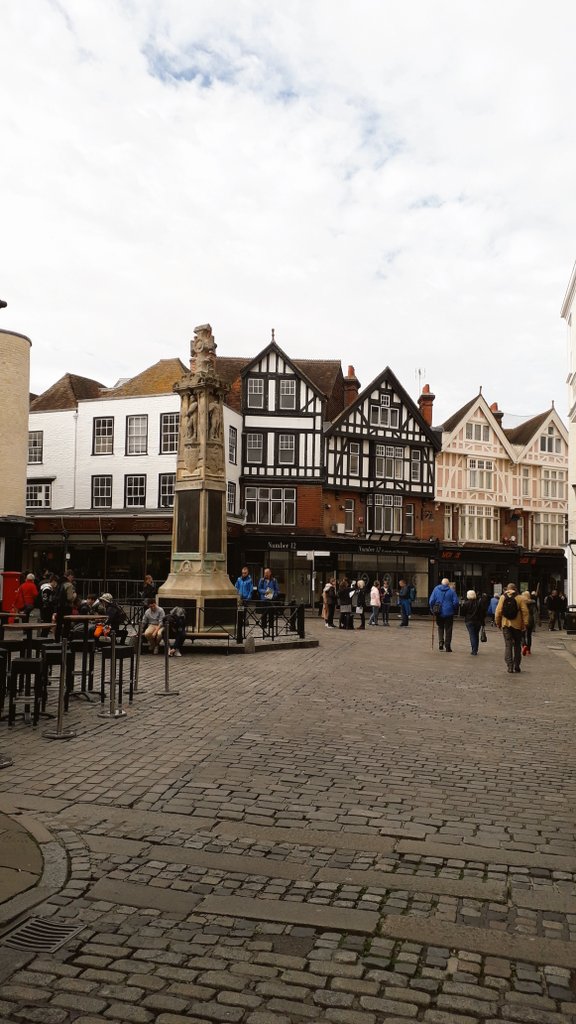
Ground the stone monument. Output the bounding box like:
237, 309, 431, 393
158, 324, 238, 628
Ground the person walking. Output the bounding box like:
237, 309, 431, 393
429, 578, 459, 652
380, 580, 392, 625
520, 590, 536, 655
460, 589, 485, 655
545, 590, 561, 631
495, 583, 529, 674
368, 580, 381, 626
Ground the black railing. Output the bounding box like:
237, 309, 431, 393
236, 601, 305, 642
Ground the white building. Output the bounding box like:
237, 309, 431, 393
562, 260, 576, 603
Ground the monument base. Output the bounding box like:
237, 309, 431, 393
158, 571, 238, 632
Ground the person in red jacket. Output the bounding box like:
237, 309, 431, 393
16, 573, 39, 622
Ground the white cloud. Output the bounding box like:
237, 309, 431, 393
1, 0, 574, 422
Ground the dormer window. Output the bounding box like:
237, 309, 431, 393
540, 425, 561, 453
369, 393, 399, 428
465, 423, 490, 442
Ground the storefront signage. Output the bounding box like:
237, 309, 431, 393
441, 551, 461, 559
358, 544, 379, 553
268, 541, 297, 551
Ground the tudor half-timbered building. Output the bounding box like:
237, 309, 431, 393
320, 368, 440, 603
432, 392, 568, 598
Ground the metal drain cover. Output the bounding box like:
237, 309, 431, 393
2, 918, 82, 953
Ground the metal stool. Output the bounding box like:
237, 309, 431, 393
100, 646, 135, 706
69, 637, 96, 693
41, 645, 75, 712
0, 649, 10, 720
8, 658, 44, 726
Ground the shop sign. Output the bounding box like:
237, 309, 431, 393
441, 551, 461, 559
358, 544, 378, 553
268, 541, 297, 551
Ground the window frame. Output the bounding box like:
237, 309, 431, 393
349, 442, 360, 476
159, 412, 180, 454
158, 472, 175, 509
228, 425, 238, 465
244, 486, 296, 526
247, 376, 265, 409
125, 414, 148, 456
277, 433, 296, 465
344, 498, 355, 533
124, 474, 147, 509
278, 378, 297, 410
91, 474, 113, 509
246, 432, 264, 465
26, 481, 51, 508
227, 481, 236, 514
28, 430, 43, 465
93, 416, 114, 456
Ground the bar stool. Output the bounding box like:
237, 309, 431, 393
100, 646, 135, 706
8, 658, 44, 726
0, 649, 10, 720
69, 637, 96, 693
41, 645, 75, 712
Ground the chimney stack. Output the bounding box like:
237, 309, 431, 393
343, 365, 360, 408
418, 384, 435, 426
490, 401, 504, 426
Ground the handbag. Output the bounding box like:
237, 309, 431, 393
432, 603, 441, 615
480, 626, 487, 643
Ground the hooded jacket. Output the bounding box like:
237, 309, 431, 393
429, 583, 459, 618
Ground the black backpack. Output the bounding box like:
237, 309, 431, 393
502, 594, 518, 619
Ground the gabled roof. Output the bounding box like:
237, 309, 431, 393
30, 373, 104, 411
326, 365, 441, 448
435, 395, 479, 433
217, 349, 344, 417
504, 410, 550, 446
436, 392, 518, 461
104, 359, 187, 398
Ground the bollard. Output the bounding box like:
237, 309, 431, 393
244, 636, 255, 655
98, 631, 126, 719
155, 631, 179, 696
236, 607, 244, 645
44, 636, 77, 740
297, 603, 305, 639
133, 618, 143, 693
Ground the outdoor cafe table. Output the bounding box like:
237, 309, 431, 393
63, 615, 107, 696
1, 621, 55, 657
0, 611, 23, 642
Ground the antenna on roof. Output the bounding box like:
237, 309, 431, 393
415, 367, 426, 392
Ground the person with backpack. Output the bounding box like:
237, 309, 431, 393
428, 577, 459, 651
54, 570, 77, 641
39, 575, 58, 624
495, 583, 529, 674
520, 590, 536, 656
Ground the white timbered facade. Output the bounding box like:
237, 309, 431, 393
325, 368, 439, 539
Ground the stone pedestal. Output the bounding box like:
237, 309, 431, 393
158, 324, 238, 630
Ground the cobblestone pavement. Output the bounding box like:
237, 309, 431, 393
0, 617, 575, 1023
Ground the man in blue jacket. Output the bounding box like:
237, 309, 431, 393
429, 578, 459, 652
235, 566, 253, 604
258, 567, 280, 634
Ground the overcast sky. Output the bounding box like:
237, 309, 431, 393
2, 0, 575, 424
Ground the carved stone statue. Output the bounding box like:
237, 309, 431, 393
208, 400, 222, 441
191, 323, 217, 374
185, 396, 198, 442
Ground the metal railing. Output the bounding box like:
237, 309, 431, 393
237, 601, 305, 642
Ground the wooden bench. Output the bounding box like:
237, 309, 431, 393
183, 630, 231, 653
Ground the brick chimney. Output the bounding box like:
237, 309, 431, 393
418, 384, 435, 426
490, 402, 504, 426
343, 365, 360, 408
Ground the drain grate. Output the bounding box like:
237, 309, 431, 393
1, 918, 83, 953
